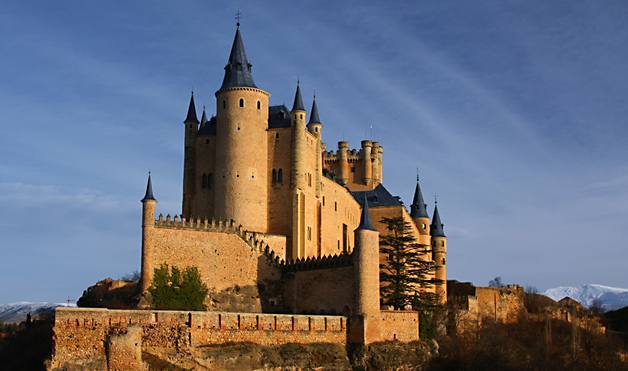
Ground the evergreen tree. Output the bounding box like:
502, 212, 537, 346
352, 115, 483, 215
379, 217, 437, 311
149, 264, 208, 310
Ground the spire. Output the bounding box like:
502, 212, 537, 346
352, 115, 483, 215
410, 174, 428, 218
292, 81, 305, 112
430, 202, 446, 237
200, 105, 208, 125
141, 173, 156, 202
220, 27, 257, 90
308, 94, 321, 124
358, 194, 376, 231
184, 92, 199, 124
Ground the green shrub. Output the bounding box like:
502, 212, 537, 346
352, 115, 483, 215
149, 264, 208, 310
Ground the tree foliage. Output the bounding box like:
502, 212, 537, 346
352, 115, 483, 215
149, 264, 208, 311
379, 217, 437, 311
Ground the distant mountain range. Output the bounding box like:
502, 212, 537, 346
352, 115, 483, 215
0, 302, 75, 324
544, 284, 628, 311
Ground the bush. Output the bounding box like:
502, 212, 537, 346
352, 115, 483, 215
149, 264, 208, 310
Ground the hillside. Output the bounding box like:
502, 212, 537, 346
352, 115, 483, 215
544, 284, 628, 311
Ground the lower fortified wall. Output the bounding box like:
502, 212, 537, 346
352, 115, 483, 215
50, 307, 418, 370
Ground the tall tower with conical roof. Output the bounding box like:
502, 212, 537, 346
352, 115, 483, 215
430, 201, 447, 304
290, 82, 308, 259
182, 93, 199, 217
410, 175, 431, 246
214, 25, 270, 232
140, 173, 157, 292
351, 195, 381, 344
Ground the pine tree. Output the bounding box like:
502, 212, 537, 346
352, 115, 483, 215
149, 264, 208, 310
379, 217, 437, 311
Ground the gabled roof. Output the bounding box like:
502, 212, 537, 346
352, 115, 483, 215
220, 28, 257, 90
352, 184, 402, 208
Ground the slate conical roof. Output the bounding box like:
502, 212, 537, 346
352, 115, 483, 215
141, 173, 156, 202
430, 203, 446, 237
184, 93, 199, 124
308, 96, 321, 124
200, 106, 208, 125
292, 82, 305, 112
358, 194, 376, 231
220, 27, 257, 90
410, 177, 429, 218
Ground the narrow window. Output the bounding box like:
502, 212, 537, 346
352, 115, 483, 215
275, 133, 279, 139
205, 139, 209, 144
322, 196, 325, 206
442, 258, 446, 265
208, 173, 213, 189
201, 174, 207, 188
223, 100, 226, 109
278, 169, 283, 183
257, 100, 261, 109
334, 202, 337, 211
239, 98, 244, 107
351, 167, 355, 173
300, 114, 303, 119
272, 169, 277, 183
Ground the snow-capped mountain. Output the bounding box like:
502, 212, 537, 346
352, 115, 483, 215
544, 284, 628, 311
0, 302, 75, 324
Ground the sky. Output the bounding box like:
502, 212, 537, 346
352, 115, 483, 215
1, 0, 627, 303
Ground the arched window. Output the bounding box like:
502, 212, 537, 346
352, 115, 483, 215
272, 169, 277, 183
239, 98, 244, 107
222, 100, 226, 109
442, 258, 446, 265
257, 100, 261, 109
208, 173, 213, 189
277, 169, 283, 183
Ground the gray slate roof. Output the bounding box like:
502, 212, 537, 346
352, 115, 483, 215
220, 28, 257, 90
292, 83, 305, 111
184, 93, 199, 124
358, 194, 376, 231
142, 174, 156, 202
308, 97, 321, 124
410, 180, 429, 218
430, 204, 446, 237
352, 184, 402, 208
268, 105, 292, 128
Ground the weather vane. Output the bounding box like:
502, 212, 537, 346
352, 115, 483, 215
434, 194, 438, 205
235, 10, 242, 28
416, 168, 420, 182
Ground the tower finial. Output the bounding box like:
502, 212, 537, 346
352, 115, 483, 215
435, 194, 438, 205
235, 10, 241, 28
416, 168, 419, 182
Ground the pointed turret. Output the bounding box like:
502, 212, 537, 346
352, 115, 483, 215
220, 27, 257, 90
200, 106, 208, 126
308, 95, 321, 124
358, 194, 376, 231
292, 82, 305, 112
184, 93, 199, 124
141, 173, 156, 202
410, 176, 428, 219
430, 203, 446, 237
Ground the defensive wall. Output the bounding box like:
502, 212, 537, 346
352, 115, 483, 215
50, 307, 419, 369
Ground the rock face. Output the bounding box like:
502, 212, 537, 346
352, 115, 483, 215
77, 278, 138, 309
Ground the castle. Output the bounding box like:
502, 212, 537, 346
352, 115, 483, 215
139, 23, 449, 333
51, 26, 451, 368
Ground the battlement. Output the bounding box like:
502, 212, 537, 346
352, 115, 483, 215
283, 252, 353, 272
153, 214, 285, 265
51, 307, 347, 368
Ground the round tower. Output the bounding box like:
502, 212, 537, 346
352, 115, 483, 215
307, 95, 323, 197
352, 196, 381, 344
410, 175, 431, 246
361, 140, 373, 186
430, 202, 447, 304
372, 142, 381, 186
337, 141, 350, 185
182, 93, 199, 218
214, 26, 270, 232
289, 83, 307, 260
140, 174, 157, 292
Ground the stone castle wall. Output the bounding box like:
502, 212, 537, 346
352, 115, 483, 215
283, 265, 355, 315
50, 307, 347, 370
380, 310, 420, 342
144, 218, 284, 312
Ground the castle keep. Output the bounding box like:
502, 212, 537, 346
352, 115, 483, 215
51, 25, 451, 367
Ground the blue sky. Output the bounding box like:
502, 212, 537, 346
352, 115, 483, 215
1, 0, 627, 303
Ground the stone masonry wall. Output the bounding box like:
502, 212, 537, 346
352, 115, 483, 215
145, 220, 284, 312
380, 310, 420, 342
282, 265, 354, 315
50, 307, 347, 370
